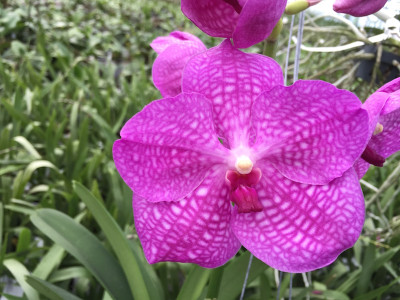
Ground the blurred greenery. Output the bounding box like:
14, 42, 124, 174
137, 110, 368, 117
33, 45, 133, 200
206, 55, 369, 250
0, 0, 399, 299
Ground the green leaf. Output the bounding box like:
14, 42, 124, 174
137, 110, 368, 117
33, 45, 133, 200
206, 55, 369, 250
30, 209, 133, 300
13, 136, 41, 159
16, 227, 31, 253
32, 244, 65, 280
353, 277, 400, 300
176, 265, 211, 300
26, 275, 83, 300
73, 181, 159, 300
3, 259, 40, 300
48, 266, 91, 283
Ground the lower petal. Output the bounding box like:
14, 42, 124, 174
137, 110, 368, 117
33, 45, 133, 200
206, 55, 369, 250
231, 164, 365, 273
133, 167, 241, 268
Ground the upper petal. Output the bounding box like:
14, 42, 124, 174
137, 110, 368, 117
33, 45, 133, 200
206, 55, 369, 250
113, 93, 229, 202
232, 0, 287, 48
333, 0, 387, 17
252, 80, 369, 185
231, 164, 365, 273
152, 40, 207, 97
133, 167, 241, 268
182, 39, 283, 148
181, 0, 239, 38
150, 31, 205, 54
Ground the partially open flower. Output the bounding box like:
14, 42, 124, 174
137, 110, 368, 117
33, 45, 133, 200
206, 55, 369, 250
333, 0, 387, 17
113, 40, 369, 272
354, 77, 400, 178
150, 31, 207, 97
181, 0, 287, 48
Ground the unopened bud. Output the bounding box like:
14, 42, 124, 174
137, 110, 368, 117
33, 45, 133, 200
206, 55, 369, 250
285, 0, 323, 15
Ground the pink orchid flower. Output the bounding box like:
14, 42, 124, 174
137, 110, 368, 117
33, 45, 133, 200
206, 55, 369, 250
113, 40, 370, 272
354, 77, 400, 178
181, 0, 287, 48
150, 31, 207, 97
333, 0, 387, 17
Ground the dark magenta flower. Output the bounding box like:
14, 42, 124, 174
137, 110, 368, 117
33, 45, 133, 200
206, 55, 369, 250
181, 0, 287, 48
150, 31, 207, 97
333, 0, 387, 17
113, 40, 370, 272
354, 78, 400, 178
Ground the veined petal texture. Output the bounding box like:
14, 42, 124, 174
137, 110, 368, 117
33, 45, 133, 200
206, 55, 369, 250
232, 0, 286, 48
252, 80, 369, 185
181, 0, 239, 38
231, 165, 364, 273
133, 167, 241, 268
151, 32, 207, 97
181, 0, 287, 48
113, 93, 229, 202
333, 0, 387, 17
182, 39, 283, 148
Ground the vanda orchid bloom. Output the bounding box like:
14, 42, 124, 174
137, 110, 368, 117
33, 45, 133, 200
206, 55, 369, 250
181, 0, 287, 48
333, 0, 387, 17
113, 40, 370, 272
150, 31, 206, 97
354, 77, 400, 178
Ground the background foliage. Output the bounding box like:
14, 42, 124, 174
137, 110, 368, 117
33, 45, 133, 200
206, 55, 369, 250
0, 0, 399, 299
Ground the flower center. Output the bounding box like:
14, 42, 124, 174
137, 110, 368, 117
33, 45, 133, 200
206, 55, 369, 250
235, 155, 253, 174
222, 0, 242, 13
226, 168, 263, 214
373, 123, 383, 135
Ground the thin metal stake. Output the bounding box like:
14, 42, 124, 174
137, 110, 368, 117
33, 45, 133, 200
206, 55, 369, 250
276, 271, 283, 300
293, 11, 305, 81
239, 254, 254, 300
284, 15, 295, 86
289, 273, 293, 300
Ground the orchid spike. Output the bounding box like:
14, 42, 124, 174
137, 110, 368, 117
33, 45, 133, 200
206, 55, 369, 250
354, 77, 400, 178
333, 0, 387, 17
113, 40, 370, 272
150, 31, 207, 97
181, 0, 287, 48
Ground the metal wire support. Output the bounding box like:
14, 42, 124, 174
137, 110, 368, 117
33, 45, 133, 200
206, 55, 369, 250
284, 15, 295, 86
239, 254, 254, 300
293, 11, 305, 81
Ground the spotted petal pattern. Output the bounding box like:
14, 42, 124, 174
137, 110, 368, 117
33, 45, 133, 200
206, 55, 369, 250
181, 0, 287, 48
133, 167, 241, 268
151, 32, 207, 97
252, 80, 369, 185
113, 93, 228, 202
231, 164, 364, 273
333, 0, 387, 16
182, 39, 283, 148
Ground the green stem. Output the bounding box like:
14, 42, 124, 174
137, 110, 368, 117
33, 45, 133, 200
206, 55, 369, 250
206, 266, 225, 299
263, 18, 283, 58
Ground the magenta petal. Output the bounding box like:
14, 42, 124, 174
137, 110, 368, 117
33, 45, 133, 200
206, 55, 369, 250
368, 107, 400, 158
151, 32, 207, 97
231, 164, 364, 273
113, 93, 229, 202
150, 31, 205, 54
232, 0, 287, 48
353, 158, 370, 179
362, 91, 388, 137
252, 80, 369, 185
182, 39, 283, 148
333, 0, 387, 17
181, 0, 238, 38
133, 167, 241, 268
